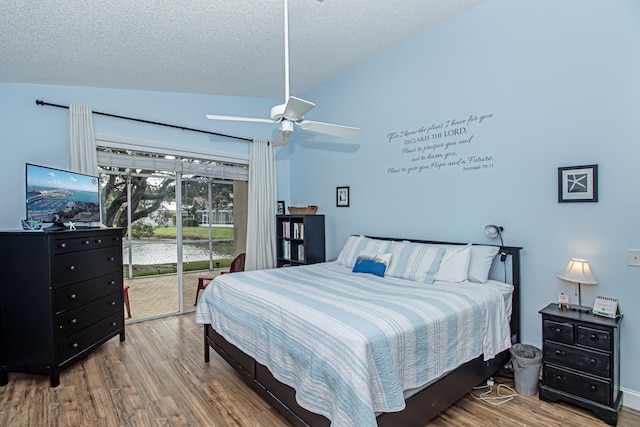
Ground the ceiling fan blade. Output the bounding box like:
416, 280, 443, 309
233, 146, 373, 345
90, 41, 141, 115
298, 120, 361, 139
205, 114, 275, 124
274, 128, 291, 147
283, 96, 315, 122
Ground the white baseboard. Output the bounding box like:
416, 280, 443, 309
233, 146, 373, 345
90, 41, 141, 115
622, 387, 640, 411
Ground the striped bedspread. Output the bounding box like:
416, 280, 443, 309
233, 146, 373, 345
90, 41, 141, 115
195, 262, 512, 427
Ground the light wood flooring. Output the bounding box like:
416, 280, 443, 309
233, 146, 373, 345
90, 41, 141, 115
1, 313, 639, 426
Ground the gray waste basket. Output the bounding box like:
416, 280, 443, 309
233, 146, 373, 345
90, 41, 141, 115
510, 343, 542, 395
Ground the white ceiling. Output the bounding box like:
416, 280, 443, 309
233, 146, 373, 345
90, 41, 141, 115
1, 0, 485, 99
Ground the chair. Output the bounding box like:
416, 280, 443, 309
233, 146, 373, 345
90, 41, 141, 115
195, 253, 246, 305
123, 284, 132, 318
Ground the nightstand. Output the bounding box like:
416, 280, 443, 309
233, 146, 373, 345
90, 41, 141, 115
539, 303, 622, 426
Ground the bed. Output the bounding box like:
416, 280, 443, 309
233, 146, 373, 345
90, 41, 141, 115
195, 236, 522, 427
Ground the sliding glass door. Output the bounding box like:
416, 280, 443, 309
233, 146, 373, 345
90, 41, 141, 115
97, 147, 247, 322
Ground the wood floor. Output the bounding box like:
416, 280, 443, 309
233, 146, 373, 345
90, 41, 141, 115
1, 313, 639, 427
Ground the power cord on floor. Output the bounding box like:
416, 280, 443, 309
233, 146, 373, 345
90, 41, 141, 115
468, 377, 518, 406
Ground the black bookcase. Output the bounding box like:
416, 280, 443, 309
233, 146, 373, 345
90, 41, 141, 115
276, 215, 325, 267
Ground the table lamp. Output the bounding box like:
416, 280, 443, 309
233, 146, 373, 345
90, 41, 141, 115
557, 258, 597, 312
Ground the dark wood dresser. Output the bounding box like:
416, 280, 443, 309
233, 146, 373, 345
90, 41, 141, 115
539, 303, 622, 425
0, 228, 125, 387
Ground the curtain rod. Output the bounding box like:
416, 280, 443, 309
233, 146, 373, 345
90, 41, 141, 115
35, 99, 252, 142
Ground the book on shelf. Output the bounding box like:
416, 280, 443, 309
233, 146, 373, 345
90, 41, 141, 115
293, 223, 305, 239
282, 240, 291, 260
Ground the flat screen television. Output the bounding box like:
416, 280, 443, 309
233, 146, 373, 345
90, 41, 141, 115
26, 163, 100, 230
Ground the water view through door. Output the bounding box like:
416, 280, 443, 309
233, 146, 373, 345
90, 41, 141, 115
100, 169, 237, 322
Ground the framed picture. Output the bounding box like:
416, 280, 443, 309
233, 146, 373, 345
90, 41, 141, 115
336, 186, 350, 207
277, 200, 285, 215
558, 164, 598, 203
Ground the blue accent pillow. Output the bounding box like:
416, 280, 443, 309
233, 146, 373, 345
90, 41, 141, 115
352, 253, 392, 277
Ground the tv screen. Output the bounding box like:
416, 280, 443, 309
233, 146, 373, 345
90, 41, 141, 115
26, 163, 100, 226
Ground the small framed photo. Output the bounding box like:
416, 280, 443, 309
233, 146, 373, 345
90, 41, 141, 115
336, 186, 350, 207
277, 200, 285, 215
558, 164, 598, 203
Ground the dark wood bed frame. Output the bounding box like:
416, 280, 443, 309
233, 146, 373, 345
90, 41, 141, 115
203, 238, 522, 427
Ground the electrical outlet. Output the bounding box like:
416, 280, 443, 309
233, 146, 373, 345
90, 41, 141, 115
627, 249, 640, 267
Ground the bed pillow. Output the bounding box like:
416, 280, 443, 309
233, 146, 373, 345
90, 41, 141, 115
434, 243, 472, 283
337, 236, 392, 268
337, 235, 367, 267
386, 241, 446, 284
468, 245, 500, 283
352, 252, 392, 277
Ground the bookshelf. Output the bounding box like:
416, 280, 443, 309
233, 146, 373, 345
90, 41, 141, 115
276, 215, 325, 267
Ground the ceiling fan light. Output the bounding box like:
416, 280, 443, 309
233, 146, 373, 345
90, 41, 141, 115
281, 120, 294, 134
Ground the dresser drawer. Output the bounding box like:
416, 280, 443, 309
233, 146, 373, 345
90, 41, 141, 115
54, 272, 122, 312
544, 365, 611, 406
544, 341, 610, 378
56, 292, 122, 339
52, 246, 122, 287
57, 311, 123, 364
52, 236, 93, 254
543, 320, 574, 344
577, 326, 611, 352
90, 233, 123, 249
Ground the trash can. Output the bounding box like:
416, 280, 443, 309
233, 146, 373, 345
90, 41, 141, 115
510, 343, 542, 396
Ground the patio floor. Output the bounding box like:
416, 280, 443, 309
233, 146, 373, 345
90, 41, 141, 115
124, 270, 222, 321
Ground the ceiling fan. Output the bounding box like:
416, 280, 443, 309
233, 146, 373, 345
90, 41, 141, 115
206, 0, 361, 147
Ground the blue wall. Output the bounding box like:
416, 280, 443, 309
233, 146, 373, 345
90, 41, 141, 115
0, 83, 294, 226
289, 0, 640, 400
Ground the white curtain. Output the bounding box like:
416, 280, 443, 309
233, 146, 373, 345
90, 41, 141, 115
67, 104, 98, 176
245, 139, 277, 270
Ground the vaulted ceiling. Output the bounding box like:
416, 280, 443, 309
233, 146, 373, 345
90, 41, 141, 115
1, 0, 485, 98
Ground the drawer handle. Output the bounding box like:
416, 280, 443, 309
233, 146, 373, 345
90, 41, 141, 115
590, 334, 599, 342
554, 328, 562, 334
590, 385, 597, 392
589, 358, 597, 365
68, 265, 76, 271
554, 374, 564, 382
111, 321, 117, 327
83, 240, 90, 245
72, 343, 79, 348
110, 301, 116, 306
70, 318, 77, 324
554, 350, 564, 356
108, 256, 115, 262
96, 239, 102, 243
60, 242, 67, 248
109, 280, 116, 285
69, 293, 77, 299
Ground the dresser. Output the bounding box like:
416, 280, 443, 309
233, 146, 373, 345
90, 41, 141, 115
0, 228, 125, 387
538, 303, 622, 426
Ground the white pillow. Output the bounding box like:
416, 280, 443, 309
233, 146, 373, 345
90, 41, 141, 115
434, 243, 472, 282
468, 245, 500, 283
386, 241, 446, 284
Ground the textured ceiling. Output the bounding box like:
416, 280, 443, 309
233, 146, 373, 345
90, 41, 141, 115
0, 0, 485, 99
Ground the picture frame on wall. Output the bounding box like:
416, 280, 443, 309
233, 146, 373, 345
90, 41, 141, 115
277, 200, 285, 215
336, 186, 350, 207
558, 164, 598, 203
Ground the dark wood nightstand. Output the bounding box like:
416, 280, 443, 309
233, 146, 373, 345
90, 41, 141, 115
539, 303, 622, 426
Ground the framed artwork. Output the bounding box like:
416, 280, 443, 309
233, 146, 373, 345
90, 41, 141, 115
277, 200, 285, 215
336, 186, 350, 207
558, 164, 598, 203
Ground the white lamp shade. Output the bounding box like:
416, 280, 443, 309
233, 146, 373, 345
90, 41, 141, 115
557, 258, 597, 285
